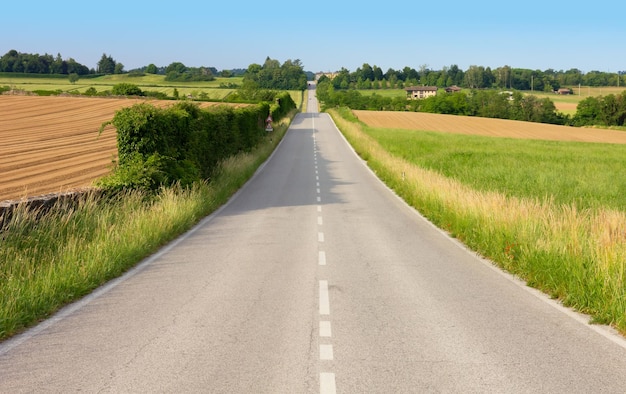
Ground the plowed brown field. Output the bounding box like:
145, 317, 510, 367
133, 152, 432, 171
353, 110, 626, 144
0, 96, 245, 202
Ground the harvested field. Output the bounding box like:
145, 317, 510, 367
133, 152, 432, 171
353, 110, 626, 144
0, 96, 246, 202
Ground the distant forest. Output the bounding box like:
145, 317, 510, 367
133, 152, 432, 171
1, 50, 623, 92
325, 64, 626, 92
0, 50, 243, 78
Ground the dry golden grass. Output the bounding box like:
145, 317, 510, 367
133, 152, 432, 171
353, 110, 626, 144
0, 96, 247, 201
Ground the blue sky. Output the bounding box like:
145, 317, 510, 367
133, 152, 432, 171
2, 1, 624, 74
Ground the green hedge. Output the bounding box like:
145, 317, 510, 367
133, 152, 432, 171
99, 92, 295, 191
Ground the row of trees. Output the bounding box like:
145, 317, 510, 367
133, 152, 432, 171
327, 64, 626, 92
0, 50, 91, 75
316, 78, 567, 125
242, 57, 308, 90
161, 62, 215, 82
318, 77, 626, 128
0, 50, 234, 79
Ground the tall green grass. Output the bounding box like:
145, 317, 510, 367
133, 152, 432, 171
0, 113, 293, 341
367, 127, 626, 211
329, 108, 626, 334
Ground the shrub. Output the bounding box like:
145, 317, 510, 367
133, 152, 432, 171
111, 83, 143, 96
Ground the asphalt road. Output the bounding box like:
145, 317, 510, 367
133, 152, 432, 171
1, 85, 626, 393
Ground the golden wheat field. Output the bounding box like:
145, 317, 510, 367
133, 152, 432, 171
353, 110, 626, 144
0, 95, 244, 202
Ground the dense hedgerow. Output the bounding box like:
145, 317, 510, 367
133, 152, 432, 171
98, 91, 295, 192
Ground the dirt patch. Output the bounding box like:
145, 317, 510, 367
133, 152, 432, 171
353, 110, 626, 144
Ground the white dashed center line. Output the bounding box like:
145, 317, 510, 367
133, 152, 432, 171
319, 280, 330, 315
320, 344, 334, 360
320, 372, 337, 394
319, 251, 327, 266
320, 321, 332, 337
314, 122, 337, 394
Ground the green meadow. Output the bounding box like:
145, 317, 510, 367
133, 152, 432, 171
330, 107, 626, 335
367, 127, 626, 211
0, 73, 243, 99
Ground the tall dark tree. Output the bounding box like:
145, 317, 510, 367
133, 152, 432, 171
97, 53, 116, 74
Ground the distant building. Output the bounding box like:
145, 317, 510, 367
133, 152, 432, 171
444, 85, 462, 93
315, 72, 339, 80
557, 88, 572, 95
405, 86, 438, 99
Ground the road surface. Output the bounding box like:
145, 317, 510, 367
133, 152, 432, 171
1, 84, 626, 393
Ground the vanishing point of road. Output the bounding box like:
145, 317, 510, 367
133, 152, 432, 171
2, 85, 626, 393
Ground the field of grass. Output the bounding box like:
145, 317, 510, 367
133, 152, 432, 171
0, 74, 243, 99
366, 124, 626, 211
330, 107, 626, 335
0, 73, 305, 107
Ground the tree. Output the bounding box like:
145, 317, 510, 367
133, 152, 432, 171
166, 62, 187, 74
97, 54, 116, 74
465, 65, 486, 89
68, 73, 79, 84
114, 62, 124, 74
145, 63, 158, 74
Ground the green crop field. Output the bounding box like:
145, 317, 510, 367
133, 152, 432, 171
0, 73, 306, 107
0, 73, 244, 99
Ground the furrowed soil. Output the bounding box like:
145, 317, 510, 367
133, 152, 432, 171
353, 110, 626, 144
0, 95, 245, 202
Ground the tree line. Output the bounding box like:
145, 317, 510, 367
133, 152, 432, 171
316, 77, 626, 128
328, 63, 626, 91
0, 50, 238, 79
0, 50, 91, 75
241, 57, 308, 91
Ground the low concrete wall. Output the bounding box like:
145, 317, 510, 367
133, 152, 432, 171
0, 190, 93, 230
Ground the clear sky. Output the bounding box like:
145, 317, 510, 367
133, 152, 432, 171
2, 1, 624, 74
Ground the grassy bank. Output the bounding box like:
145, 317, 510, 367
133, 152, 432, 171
0, 113, 293, 341
329, 107, 626, 334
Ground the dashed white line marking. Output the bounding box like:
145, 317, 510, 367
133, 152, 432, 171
319, 280, 330, 315
320, 373, 336, 394
317, 205, 322, 212
318, 217, 323, 225
317, 197, 321, 202
319, 251, 326, 265
320, 321, 332, 337
318, 232, 325, 242
317, 188, 321, 194
320, 344, 334, 360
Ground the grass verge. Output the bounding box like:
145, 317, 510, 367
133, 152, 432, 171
0, 112, 294, 341
328, 107, 626, 335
